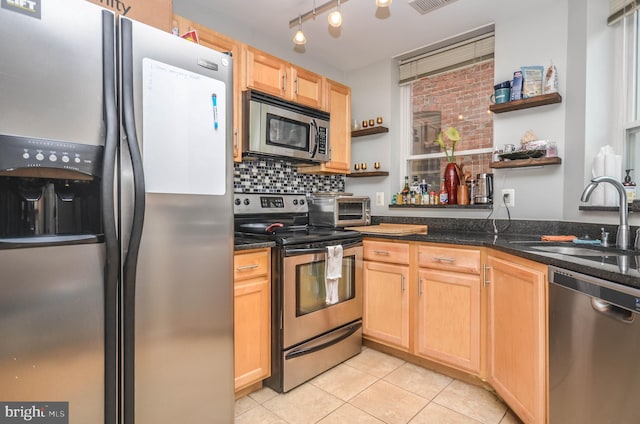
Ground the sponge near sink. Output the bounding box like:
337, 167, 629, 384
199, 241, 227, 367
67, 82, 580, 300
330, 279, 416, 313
572, 238, 602, 245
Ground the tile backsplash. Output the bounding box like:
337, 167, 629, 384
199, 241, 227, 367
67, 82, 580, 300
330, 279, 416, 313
234, 159, 345, 194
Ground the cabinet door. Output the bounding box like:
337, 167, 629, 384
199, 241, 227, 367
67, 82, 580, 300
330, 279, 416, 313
173, 15, 244, 162
487, 253, 547, 424
363, 261, 410, 351
234, 276, 270, 391
245, 47, 287, 98
415, 268, 480, 374
290, 67, 324, 109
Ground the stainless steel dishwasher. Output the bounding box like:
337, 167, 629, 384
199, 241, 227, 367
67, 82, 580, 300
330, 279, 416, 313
549, 266, 640, 424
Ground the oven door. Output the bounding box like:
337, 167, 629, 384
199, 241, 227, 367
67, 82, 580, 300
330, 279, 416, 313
282, 241, 362, 348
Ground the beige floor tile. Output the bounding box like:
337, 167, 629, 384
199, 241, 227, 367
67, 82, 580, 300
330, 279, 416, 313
350, 379, 429, 424
248, 386, 279, 404
433, 380, 507, 424
317, 403, 385, 424
235, 395, 258, 417
384, 362, 454, 401
345, 347, 405, 378
310, 363, 378, 401
262, 383, 343, 424
235, 405, 289, 424
499, 410, 524, 424
409, 403, 482, 424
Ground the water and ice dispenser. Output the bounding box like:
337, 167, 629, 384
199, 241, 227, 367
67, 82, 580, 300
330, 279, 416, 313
0, 135, 103, 241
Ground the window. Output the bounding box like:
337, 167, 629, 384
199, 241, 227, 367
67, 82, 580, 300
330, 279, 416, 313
611, 2, 640, 172
398, 27, 495, 193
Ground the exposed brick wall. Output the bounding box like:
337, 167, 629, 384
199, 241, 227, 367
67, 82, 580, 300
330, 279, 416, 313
412, 60, 494, 177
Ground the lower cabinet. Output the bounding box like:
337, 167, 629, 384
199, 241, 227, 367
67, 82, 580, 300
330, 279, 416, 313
362, 240, 411, 351
233, 248, 271, 392
487, 250, 547, 424
362, 240, 481, 374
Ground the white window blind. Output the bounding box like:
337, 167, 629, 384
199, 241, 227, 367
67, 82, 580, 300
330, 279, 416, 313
398, 32, 494, 85
609, 0, 640, 25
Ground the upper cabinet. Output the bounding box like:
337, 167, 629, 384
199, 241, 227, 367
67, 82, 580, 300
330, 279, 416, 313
299, 79, 352, 174
245, 46, 325, 110
173, 17, 351, 171
173, 15, 245, 162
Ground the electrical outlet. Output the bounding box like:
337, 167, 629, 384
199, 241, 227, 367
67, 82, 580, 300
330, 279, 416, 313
376, 192, 385, 206
501, 189, 515, 207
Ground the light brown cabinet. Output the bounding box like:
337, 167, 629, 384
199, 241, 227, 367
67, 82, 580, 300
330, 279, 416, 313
245, 46, 324, 109
233, 248, 271, 392
299, 79, 352, 174
173, 15, 245, 162
362, 240, 410, 351
416, 245, 481, 374
486, 250, 547, 424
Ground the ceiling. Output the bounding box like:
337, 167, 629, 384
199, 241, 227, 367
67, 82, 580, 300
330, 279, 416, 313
173, 0, 502, 73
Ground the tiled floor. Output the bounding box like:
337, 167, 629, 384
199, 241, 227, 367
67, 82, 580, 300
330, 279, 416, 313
235, 347, 524, 424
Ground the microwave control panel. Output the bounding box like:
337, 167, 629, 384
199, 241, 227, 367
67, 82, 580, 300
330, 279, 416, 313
317, 126, 328, 156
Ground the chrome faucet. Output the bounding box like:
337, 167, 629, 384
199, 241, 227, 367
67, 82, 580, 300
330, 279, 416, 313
581, 176, 630, 249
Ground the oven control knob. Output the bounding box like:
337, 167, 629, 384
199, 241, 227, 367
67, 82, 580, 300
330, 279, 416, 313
234, 198, 241, 206
299, 199, 305, 205
292, 199, 298, 205
243, 198, 250, 205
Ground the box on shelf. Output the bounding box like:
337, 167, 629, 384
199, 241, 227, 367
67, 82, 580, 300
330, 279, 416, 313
511, 70, 523, 101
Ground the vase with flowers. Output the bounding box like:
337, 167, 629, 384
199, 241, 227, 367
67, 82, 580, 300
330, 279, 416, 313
434, 126, 461, 204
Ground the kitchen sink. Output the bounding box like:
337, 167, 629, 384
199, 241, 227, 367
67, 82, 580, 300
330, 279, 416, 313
529, 245, 622, 256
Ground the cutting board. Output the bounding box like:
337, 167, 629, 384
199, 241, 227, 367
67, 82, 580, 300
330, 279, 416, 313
345, 223, 428, 236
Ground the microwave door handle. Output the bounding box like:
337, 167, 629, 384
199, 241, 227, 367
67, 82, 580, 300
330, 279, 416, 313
309, 119, 319, 158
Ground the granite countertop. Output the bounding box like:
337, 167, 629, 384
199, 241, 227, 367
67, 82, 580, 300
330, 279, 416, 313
358, 230, 640, 290
234, 236, 276, 251
233, 215, 640, 290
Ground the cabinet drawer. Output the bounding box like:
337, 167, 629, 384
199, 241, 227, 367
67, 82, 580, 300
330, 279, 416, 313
234, 249, 270, 281
418, 245, 480, 274
364, 240, 410, 265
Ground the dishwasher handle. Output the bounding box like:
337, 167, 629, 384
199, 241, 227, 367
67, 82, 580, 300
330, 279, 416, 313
591, 298, 635, 324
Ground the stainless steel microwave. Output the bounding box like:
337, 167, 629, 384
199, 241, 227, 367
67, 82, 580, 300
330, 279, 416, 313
243, 90, 330, 163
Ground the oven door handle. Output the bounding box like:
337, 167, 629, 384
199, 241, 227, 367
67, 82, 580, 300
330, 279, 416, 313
284, 240, 362, 256
285, 321, 362, 360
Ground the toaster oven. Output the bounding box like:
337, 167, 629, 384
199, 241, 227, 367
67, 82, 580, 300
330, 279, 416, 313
308, 193, 371, 228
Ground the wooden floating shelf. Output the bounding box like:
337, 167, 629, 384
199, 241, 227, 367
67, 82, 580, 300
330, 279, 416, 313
347, 171, 389, 177
352, 126, 389, 137
490, 156, 562, 169
489, 92, 562, 114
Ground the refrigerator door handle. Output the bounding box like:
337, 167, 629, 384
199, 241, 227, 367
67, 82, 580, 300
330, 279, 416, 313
101, 10, 118, 424
120, 17, 147, 424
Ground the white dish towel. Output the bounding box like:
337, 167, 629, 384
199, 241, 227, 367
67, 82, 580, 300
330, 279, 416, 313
325, 245, 343, 305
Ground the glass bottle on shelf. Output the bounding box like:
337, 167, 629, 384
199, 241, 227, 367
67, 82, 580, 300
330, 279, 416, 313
401, 176, 410, 204
438, 178, 448, 204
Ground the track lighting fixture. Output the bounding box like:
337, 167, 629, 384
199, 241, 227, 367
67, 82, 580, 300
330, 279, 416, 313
290, 0, 390, 46
293, 15, 306, 45
327, 0, 342, 28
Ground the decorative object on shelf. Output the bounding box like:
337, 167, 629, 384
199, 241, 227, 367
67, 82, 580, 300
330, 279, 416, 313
362, 120, 368, 128
434, 126, 461, 204
499, 150, 546, 160
368, 119, 375, 127
352, 119, 360, 130
376, 116, 383, 124
445, 163, 459, 204
374, 161, 380, 169
354, 163, 360, 171
361, 162, 367, 170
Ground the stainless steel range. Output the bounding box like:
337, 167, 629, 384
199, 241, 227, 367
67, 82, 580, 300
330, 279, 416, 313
235, 193, 363, 393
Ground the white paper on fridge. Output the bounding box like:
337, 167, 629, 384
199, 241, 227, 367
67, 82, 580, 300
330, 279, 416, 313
142, 58, 226, 195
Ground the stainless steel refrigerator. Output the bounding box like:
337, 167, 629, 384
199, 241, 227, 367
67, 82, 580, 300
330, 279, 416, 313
0, 1, 234, 423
